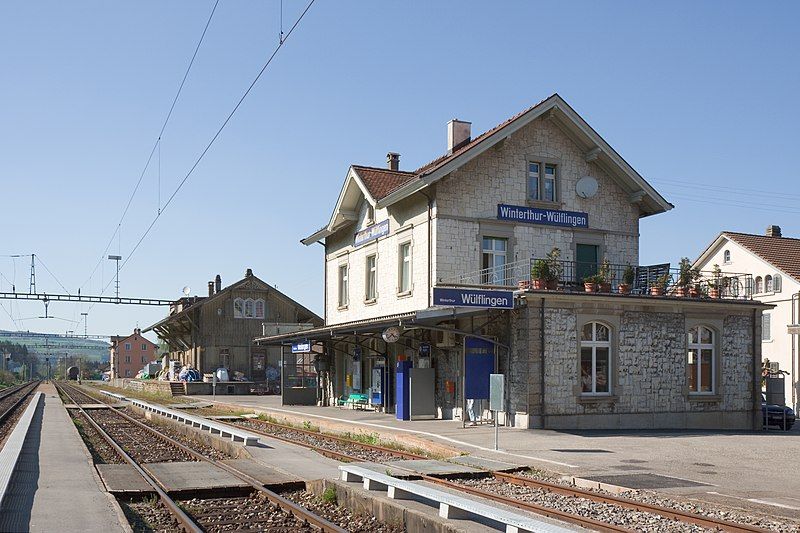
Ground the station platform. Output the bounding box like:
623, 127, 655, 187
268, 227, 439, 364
0, 383, 127, 533
188, 393, 800, 519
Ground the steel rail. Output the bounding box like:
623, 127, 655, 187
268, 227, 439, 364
56, 383, 202, 533
0, 381, 40, 428
492, 472, 769, 533
217, 412, 769, 533
64, 383, 346, 533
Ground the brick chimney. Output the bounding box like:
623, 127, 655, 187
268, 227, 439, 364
208, 281, 214, 297
387, 152, 400, 171
215, 274, 222, 293
766, 225, 782, 237
447, 119, 471, 153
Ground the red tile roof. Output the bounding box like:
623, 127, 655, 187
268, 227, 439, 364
353, 95, 558, 201
352, 165, 416, 200
724, 231, 800, 282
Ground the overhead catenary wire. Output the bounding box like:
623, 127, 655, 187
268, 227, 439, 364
78, 0, 222, 293
119, 0, 317, 272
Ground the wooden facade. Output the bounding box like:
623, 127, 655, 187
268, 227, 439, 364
145, 269, 322, 380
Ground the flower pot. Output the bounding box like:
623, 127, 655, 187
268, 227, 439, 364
618, 283, 631, 295
546, 279, 558, 290
709, 287, 720, 299
518, 280, 531, 291
599, 282, 612, 293
650, 286, 664, 296
689, 286, 700, 298
675, 287, 687, 297
584, 282, 598, 292
532, 279, 546, 290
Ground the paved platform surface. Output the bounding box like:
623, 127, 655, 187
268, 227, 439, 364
194, 393, 800, 518
145, 461, 249, 492
0, 383, 127, 532
96, 464, 151, 493
220, 459, 301, 486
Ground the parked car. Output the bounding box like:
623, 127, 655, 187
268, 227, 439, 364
762, 393, 795, 430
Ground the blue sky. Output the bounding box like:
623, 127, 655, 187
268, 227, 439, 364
1, 1, 798, 340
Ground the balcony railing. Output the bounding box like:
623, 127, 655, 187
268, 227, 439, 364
452, 258, 754, 300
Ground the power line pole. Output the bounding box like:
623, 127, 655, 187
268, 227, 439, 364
108, 255, 122, 300
30, 254, 36, 293
81, 312, 88, 337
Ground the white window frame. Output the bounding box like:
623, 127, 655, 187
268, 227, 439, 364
244, 298, 254, 318
254, 299, 265, 319
687, 325, 715, 395
527, 160, 558, 203
233, 298, 244, 318
580, 322, 612, 396
755, 276, 763, 294
763, 312, 772, 341
481, 237, 508, 285
124, 342, 131, 351
365, 254, 377, 302
141, 343, 147, 351
765, 275, 773, 293
124, 355, 131, 363
774, 274, 782, 293
338, 263, 349, 308
398, 241, 412, 295
723, 250, 731, 264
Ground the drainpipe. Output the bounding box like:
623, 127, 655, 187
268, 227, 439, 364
540, 297, 546, 429
315, 241, 327, 323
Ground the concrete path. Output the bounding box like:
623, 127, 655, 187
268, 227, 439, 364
0, 383, 127, 533
195, 394, 800, 519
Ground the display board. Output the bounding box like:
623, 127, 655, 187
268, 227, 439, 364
464, 337, 495, 399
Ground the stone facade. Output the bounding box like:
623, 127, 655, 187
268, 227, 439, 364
509, 293, 763, 430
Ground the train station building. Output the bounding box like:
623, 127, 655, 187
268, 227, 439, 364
255, 94, 769, 430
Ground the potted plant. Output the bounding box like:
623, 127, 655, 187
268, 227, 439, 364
676, 257, 698, 297
708, 264, 722, 298
584, 274, 603, 292
598, 258, 613, 292
545, 247, 563, 290
650, 273, 670, 296
530, 259, 550, 290
618, 265, 635, 294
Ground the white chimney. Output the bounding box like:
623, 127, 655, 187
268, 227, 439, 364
447, 119, 471, 154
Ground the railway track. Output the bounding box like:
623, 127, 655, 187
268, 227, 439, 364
0, 381, 40, 448
222, 413, 775, 533
57, 383, 347, 533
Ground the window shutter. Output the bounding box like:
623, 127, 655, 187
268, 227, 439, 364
774, 274, 782, 293
762, 313, 771, 341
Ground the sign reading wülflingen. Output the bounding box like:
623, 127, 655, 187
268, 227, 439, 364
433, 287, 514, 309
354, 219, 390, 247
497, 203, 588, 228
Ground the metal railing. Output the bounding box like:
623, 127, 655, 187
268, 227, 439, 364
451, 258, 754, 300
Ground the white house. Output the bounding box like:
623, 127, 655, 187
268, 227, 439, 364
694, 226, 800, 410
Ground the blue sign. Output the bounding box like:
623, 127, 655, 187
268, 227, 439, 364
418, 343, 431, 357
354, 220, 389, 247
497, 203, 588, 228
291, 341, 311, 354
464, 337, 495, 399
433, 287, 514, 309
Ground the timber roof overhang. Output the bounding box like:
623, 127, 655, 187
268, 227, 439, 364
302, 94, 673, 245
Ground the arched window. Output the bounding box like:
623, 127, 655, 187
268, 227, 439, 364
765, 275, 773, 292
687, 325, 715, 393
774, 274, 782, 293
580, 322, 611, 395
723, 250, 731, 263
233, 298, 244, 318
254, 299, 265, 319
244, 298, 254, 318
755, 276, 763, 294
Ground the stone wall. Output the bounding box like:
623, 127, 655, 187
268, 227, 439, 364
508, 294, 762, 430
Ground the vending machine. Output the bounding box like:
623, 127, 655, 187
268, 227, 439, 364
370, 363, 385, 407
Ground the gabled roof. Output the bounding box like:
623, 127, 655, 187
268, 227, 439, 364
697, 231, 800, 283
302, 94, 673, 245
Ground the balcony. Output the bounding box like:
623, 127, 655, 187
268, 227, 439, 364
452, 258, 754, 300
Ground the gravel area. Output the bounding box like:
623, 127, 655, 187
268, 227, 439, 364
179, 492, 316, 532
515, 470, 800, 532
231, 418, 401, 463
119, 497, 180, 533
68, 410, 124, 464
59, 384, 105, 404
124, 408, 233, 461
282, 490, 403, 533
88, 408, 197, 463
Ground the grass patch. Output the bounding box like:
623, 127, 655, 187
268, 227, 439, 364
321, 486, 337, 505
88, 382, 191, 405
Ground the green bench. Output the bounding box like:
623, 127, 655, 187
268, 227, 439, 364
338, 393, 369, 409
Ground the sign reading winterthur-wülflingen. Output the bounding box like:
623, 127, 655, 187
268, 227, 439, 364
354, 219, 389, 247
497, 203, 588, 228
433, 287, 514, 309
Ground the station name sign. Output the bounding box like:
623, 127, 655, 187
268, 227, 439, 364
497, 203, 588, 228
433, 287, 514, 309
354, 219, 389, 247
291, 341, 311, 354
